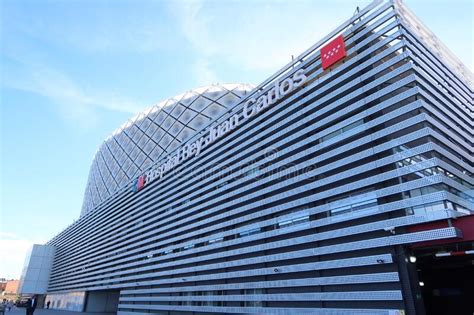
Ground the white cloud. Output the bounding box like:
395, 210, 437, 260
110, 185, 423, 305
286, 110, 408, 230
176, 0, 219, 57
170, 0, 354, 74
2, 60, 147, 129
170, 0, 474, 82
5, 4, 172, 54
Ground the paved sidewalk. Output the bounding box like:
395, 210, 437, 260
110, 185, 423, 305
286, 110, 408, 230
5, 308, 114, 315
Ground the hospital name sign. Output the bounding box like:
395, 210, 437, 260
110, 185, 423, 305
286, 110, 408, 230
135, 69, 307, 191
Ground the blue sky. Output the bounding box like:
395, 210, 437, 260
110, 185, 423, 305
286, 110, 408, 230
0, 0, 472, 279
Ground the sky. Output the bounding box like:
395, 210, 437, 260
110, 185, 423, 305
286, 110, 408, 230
0, 0, 472, 280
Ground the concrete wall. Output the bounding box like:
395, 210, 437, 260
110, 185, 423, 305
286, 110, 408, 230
18, 244, 55, 294
85, 291, 119, 313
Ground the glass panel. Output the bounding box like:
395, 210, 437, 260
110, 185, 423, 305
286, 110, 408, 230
278, 215, 310, 229
329, 189, 378, 217
239, 227, 261, 238
208, 237, 224, 244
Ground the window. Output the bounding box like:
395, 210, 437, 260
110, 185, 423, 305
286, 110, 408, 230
328, 189, 378, 217
408, 200, 471, 216
182, 244, 195, 251
208, 237, 224, 244
278, 215, 309, 229
244, 289, 263, 307
245, 167, 262, 178
161, 249, 173, 255
239, 227, 261, 238
453, 203, 470, 215
217, 181, 228, 189
202, 291, 222, 306
180, 291, 193, 306
409, 201, 445, 215
320, 119, 363, 142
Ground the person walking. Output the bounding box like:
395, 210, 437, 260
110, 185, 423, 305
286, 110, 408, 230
46, 301, 50, 309
7, 301, 12, 311
25, 295, 37, 315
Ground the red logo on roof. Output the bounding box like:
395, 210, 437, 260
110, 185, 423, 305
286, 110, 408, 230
321, 35, 347, 70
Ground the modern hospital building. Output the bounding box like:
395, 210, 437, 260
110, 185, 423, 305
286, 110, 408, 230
18, 1, 473, 314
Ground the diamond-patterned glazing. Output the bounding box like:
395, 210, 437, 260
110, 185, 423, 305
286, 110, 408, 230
81, 83, 254, 216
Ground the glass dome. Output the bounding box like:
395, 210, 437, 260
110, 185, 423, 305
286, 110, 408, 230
81, 83, 254, 216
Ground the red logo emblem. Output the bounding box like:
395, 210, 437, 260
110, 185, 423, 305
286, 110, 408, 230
321, 35, 347, 70
137, 175, 146, 191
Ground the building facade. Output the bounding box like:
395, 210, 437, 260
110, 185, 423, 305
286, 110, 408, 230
2, 280, 20, 300
20, 1, 473, 314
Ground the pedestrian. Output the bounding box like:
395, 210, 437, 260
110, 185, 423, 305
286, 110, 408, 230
7, 301, 12, 311
25, 295, 37, 315
46, 301, 50, 309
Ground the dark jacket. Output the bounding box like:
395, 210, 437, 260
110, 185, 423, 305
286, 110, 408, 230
28, 298, 37, 310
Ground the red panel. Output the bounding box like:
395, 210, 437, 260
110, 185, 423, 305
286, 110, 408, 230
408, 215, 474, 247
137, 175, 146, 191
320, 35, 347, 70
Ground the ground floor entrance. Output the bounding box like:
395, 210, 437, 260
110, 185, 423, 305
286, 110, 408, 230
84, 290, 120, 313
413, 242, 474, 315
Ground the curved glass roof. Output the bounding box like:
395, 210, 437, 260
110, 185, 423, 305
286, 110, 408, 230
81, 83, 254, 216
